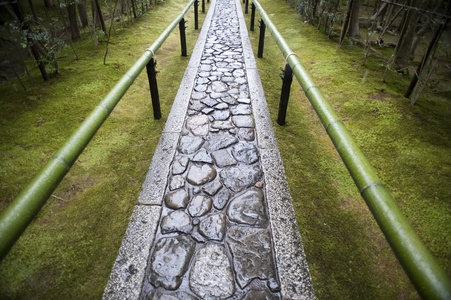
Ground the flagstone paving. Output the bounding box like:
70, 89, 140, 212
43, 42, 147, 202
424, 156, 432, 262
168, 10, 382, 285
103, 0, 314, 298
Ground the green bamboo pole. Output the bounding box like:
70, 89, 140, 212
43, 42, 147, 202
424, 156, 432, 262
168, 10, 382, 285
250, 0, 451, 299
0, 0, 196, 262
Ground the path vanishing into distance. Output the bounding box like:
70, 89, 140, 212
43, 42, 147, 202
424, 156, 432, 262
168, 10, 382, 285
104, 0, 314, 298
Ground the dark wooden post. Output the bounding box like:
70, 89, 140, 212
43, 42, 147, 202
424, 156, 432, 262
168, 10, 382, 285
146, 58, 161, 120
179, 18, 187, 57
245, 0, 248, 14
277, 63, 293, 125
202, 0, 205, 13
250, 3, 255, 31
194, 0, 199, 29
257, 19, 265, 58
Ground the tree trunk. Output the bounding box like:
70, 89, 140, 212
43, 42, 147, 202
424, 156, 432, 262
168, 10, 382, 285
12, 0, 50, 81
348, 0, 361, 38
94, 0, 108, 36
339, 0, 353, 46
369, 2, 387, 28
393, 0, 419, 69
28, 0, 39, 21
130, 0, 137, 19
43, 0, 54, 8
67, 2, 81, 39
77, 0, 89, 27
405, 3, 450, 98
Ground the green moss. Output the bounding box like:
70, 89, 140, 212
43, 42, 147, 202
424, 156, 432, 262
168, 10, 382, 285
241, 0, 450, 298
0, 0, 207, 298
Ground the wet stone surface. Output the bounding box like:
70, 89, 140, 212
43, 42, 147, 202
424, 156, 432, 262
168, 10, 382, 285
142, 0, 281, 298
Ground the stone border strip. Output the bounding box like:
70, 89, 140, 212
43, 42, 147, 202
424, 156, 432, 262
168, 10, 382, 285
236, 0, 315, 298
103, 1, 217, 298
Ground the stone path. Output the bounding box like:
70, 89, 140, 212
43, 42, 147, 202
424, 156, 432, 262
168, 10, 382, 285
103, 0, 314, 299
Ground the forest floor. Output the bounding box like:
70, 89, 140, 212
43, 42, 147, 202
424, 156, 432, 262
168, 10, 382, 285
0, 0, 450, 299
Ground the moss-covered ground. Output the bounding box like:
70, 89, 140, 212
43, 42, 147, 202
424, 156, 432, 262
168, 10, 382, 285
0, 0, 207, 298
0, 0, 450, 298
242, 0, 450, 299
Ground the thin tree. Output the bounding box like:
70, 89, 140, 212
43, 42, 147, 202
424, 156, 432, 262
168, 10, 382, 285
66, 0, 81, 39
78, 0, 90, 27
93, 0, 108, 36
104, 0, 121, 64
0, 38, 26, 90
405, 4, 450, 100
11, 1, 50, 81
43, 0, 54, 8
56, 0, 79, 59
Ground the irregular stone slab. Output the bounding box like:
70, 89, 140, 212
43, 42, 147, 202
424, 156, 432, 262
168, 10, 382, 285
186, 164, 217, 185
223, 50, 241, 56
221, 96, 238, 105
189, 101, 205, 112
211, 110, 230, 121
239, 85, 249, 92
210, 92, 227, 99
191, 228, 207, 243
211, 81, 228, 93
178, 136, 204, 154
232, 115, 254, 128
237, 98, 251, 104
235, 77, 247, 85
211, 149, 237, 167
202, 107, 214, 115
161, 211, 193, 234
205, 132, 238, 151
148, 235, 196, 290
186, 115, 210, 136
220, 164, 262, 192
195, 84, 208, 92
221, 76, 234, 83
243, 288, 278, 300
189, 243, 235, 299
196, 77, 209, 85
239, 91, 249, 98
226, 188, 268, 226
215, 102, 229, 110
192, 149, 213, 164
200, 64, 211, 72
165, 189, 189, 209
169, 175, 185, 191
147, 290, 199, 300
230, 104, 251, 115
216, 61, 229, 68
188, 195, 213, 217
201, 97, 218, 107
230, 62, 243, 69
172, 156, 189, 175
198, 71, 210, 78
232, 141, 259, 164
202, 179, 223, 196
226, 226, 279, 290
228, 88, 239, 95
211, 120, 234, 130
199, 214, 226, 241
192, 91, 207, 100
213, 188, 231, 210
237, 128, 255, 141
